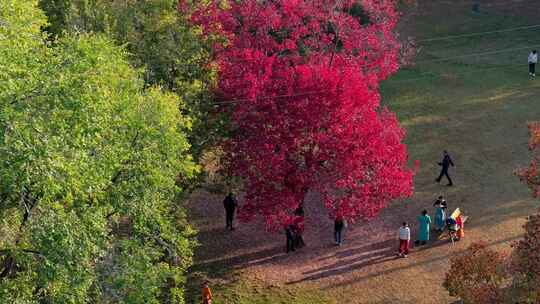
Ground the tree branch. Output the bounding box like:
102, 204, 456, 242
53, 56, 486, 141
150, 234, 180, 266
108, 130, 140, 187
10, 88, 41, 105
21, 249, 45, 257
18, 187, 38, 233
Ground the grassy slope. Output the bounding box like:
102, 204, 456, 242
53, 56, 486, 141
186, 2, 540, 303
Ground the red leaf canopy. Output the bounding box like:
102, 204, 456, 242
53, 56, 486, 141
186, 0, 414, 230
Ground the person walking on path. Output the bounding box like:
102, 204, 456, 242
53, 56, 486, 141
397, 222, 411, 258
202, 281, 213, 304
415, 210, 432, 246
529, 50, 538, 77
223, 193, 237, 230
436, 150, 455, 186
334, 215, 347, 246
433, 198, 446, 232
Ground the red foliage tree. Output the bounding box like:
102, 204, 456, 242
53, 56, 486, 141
513, 121, 540, 301
443, 242, 509, 304
517, 122, 540, 198
184, 0, 414, 229
512, 211, 540, 302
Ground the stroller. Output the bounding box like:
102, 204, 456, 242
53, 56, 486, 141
446, 208, 466, 244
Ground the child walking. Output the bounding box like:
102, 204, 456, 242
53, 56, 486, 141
398, 222, 410, 258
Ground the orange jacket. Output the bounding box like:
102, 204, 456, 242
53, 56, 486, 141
202, 287, 212, 300
456, 216, 465, 238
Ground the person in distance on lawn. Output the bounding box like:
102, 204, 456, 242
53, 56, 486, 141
433, 198, 446, 232
334, 215, 347, 246
436, 150, 455, 186
202, 281, 213, 304
292, 220, 305, 249
294, 201, 304, 217
285, 224, 296, 253
433, 195, 447, 211
415, 210, 432, 246
456, 214, 465, 240
398, 222, 410, 258
529, 50, 538, 77
223, 193, 237, 231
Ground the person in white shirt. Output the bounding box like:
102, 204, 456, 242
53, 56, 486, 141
398, 222, 411, 258
528, 50, 538, 77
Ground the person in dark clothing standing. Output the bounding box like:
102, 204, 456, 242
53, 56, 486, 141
334, 216, 347, 246
292, 203, 305, 248
294, 202, 304, 217
292, 222, 305, 249
436, 150, 455, 186
285, 224, 296, 253
223, 193, 237, 230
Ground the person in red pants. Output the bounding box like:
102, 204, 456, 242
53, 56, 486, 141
398, 222, 411, 258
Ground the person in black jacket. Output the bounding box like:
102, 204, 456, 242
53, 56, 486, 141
334, 216, 347, 246
436, 150, 455, 186
223, 193, 237, 230
285, 224, 296, 253
294, 202, 304, 217
292, 223, 305, 249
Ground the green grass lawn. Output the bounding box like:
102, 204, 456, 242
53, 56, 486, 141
186, 2, 540, 303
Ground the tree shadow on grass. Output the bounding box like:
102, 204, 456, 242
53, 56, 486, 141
193, 246, 287, 277
311, 238, 397, 267
192, 221, 282, 262
286, 232, 460, 284
316, 235, 521, 290
185, 245, 286, 304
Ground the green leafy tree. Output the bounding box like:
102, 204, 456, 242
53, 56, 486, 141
0, 0, 197, 302
38, 0, 223, 160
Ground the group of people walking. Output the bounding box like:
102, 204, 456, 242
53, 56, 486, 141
397, 196, 450, 257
